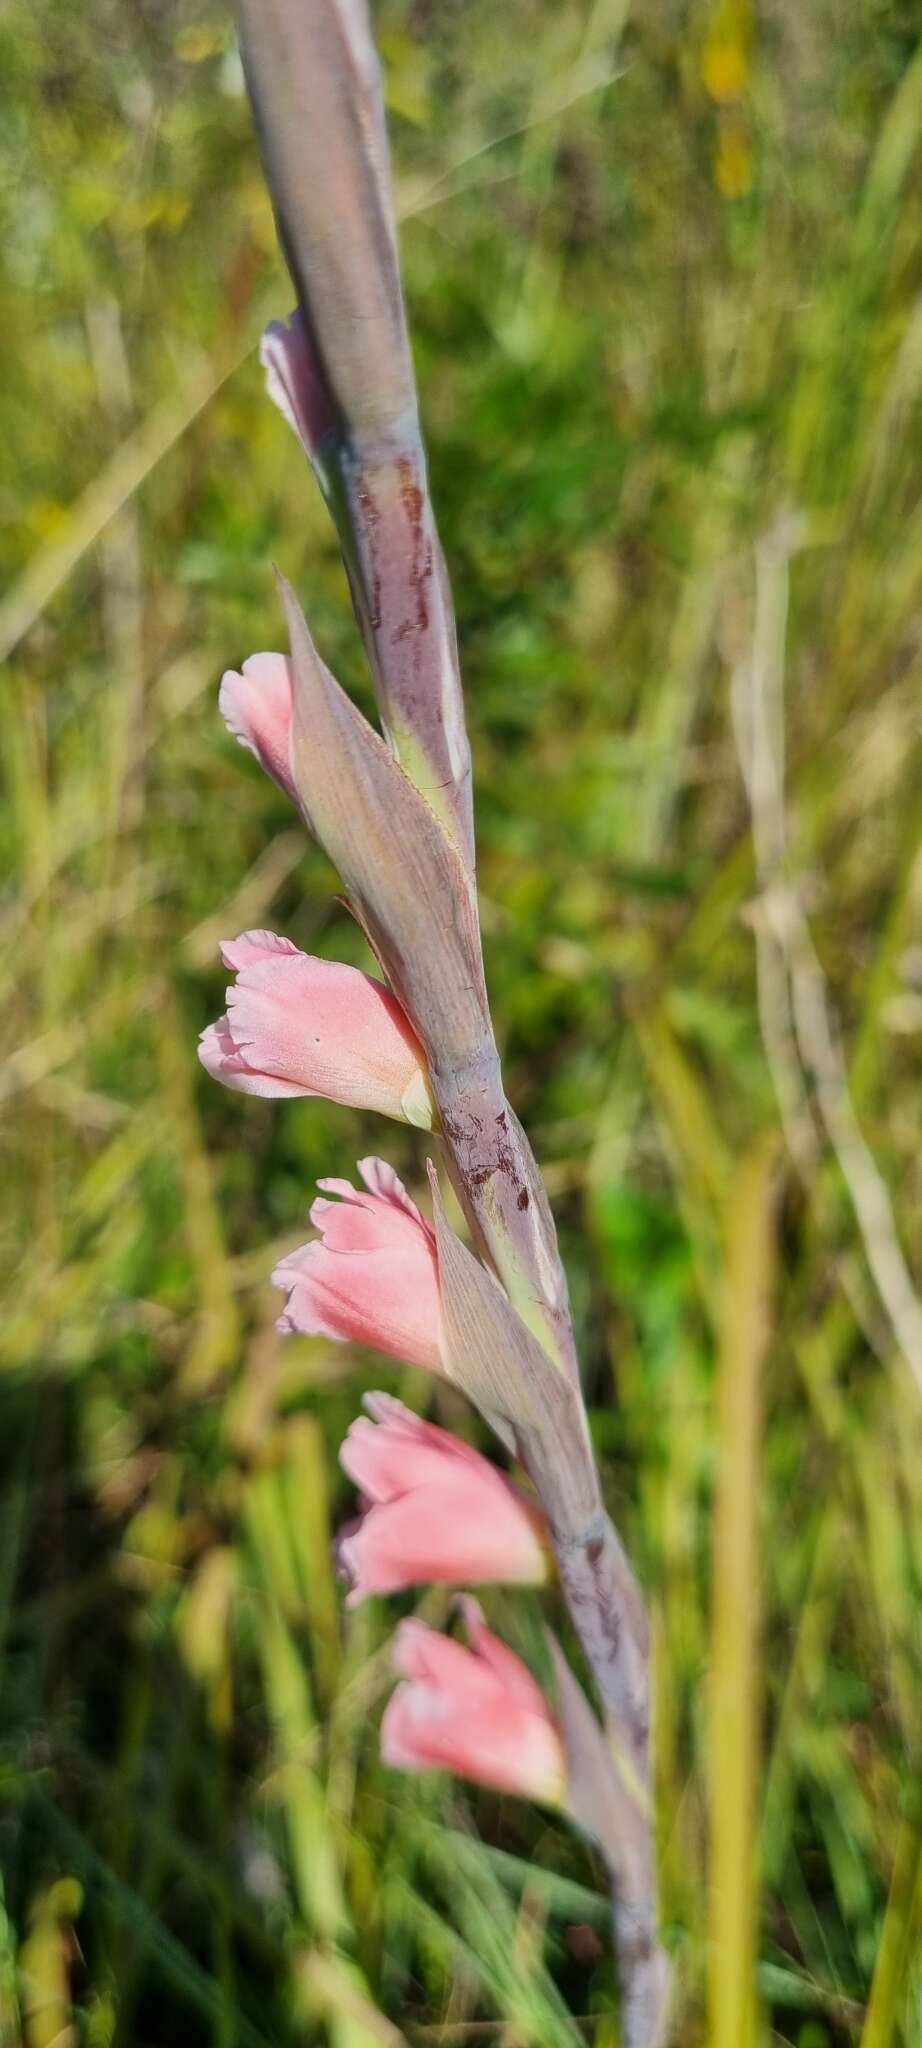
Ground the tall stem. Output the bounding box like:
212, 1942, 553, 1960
239, 2, 669, 2036
558, 1526, 667, 2047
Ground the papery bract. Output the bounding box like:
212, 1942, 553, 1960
272, 1158, 441, 1370
219, 652, 296, 803
337, 1392, 548, 1604
381, 1597, 566, 1805
198, 931, 434, 1125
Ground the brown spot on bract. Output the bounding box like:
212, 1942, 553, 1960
397, 454, 431, 632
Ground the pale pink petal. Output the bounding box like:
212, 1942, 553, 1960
260, 309, 336, 461
458, 1596, 553, 1717
337, 1397, 548, 1601
378, 1686, 444, 1773
358, 1391, 501, 1465
200, 946, 434, 1123
339, 1420, 472, 1505
391, 1618, 478, 1691
309, 1170, 433, 1253
198, 1015, 244, 1080
197, 1016, 307, 1099
272, 1164, 442, 1370
357, 1157, 424, 1217
314, 1160, 428, 1226
219, 930, 301, 971
359, 1392, 485, 1466
219, 653, 296, 803
380, 1681, 565, 1802
340, 1483, 546, 1605
228, 956, 431, 1120
363, 1390, 426, 1428
381, 1615, 566, 1804
339, 1417, 456, 1505
313, 1176, 366, 1203
340, 1399, 479, 1503
272, 1238, 441, 1370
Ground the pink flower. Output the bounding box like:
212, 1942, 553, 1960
219, 652, 296, 803
381, 1597, 566, 1806
198, 931, 434, 1124
337, 1393, 549, 1605
272, 1158, 442, 1370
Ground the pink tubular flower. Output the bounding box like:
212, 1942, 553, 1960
337, 1393, 549, 1605
272, 1158, 442, 1370
381, 1597, 566, 1806
198, 931, 434, 1124
219, 652, 296, 803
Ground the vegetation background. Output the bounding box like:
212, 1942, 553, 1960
3, 1, 922, 2043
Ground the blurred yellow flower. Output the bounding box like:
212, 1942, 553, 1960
702, 30, 750, 106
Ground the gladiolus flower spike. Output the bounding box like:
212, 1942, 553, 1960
204, 7, 669, 2037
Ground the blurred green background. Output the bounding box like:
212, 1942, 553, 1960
3, 1, 922, 2043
